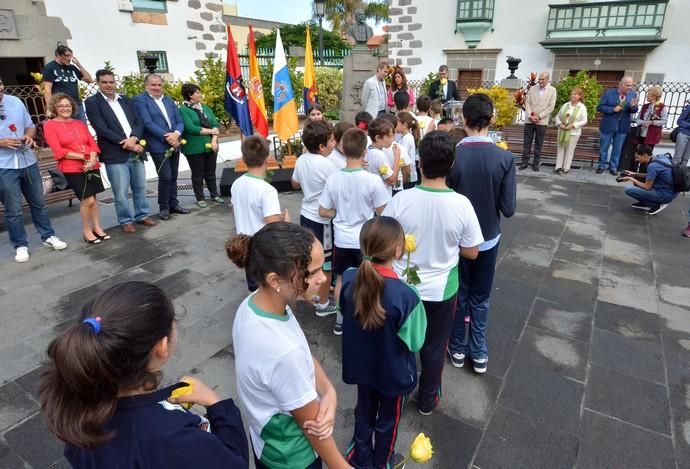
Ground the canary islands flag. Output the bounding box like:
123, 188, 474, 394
272, 29, 298, 142
224, 25, 253, 136
303, 26, 318, 112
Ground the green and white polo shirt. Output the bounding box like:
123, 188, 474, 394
232, 294, 318, 468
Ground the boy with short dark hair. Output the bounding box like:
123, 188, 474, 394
231, 135, 289, 290
447, 93, 517, 374
383, 130, 484, 415
292, 120, 339, 314
319, 128, 390, 335
366, 117, 400, 197
437, 118, 455, 132
620, 143, 677, 215
329, 121, 355, 169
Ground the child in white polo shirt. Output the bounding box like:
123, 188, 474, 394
366, 118, 400, 197
292, 120, 339, 315
383, 130, 484, 416
231, 135, 289, 291
319, 128, 390, 335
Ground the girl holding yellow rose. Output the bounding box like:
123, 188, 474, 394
340, 216, 427, 469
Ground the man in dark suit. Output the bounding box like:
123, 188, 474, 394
428, 65, 460, 103
133, 74, 188, 220
596, 76, 639, 176
85, 69, 156, 233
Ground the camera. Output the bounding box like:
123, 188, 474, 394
616, 176, 627, 183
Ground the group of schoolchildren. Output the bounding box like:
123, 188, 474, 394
38, 93, 516, 469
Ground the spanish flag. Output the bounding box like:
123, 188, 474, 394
303, 26, 318, 112
247, 25, 268, 137
272, 29, 298, 142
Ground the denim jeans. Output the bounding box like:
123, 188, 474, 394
151, 151, 180, 211
624, 186, 675, 205
449, 243, 500, 360
0, 163, 55, 248
74, 103, 87, 123
674, 132, 690, 165
598, 131, 628, 170
104, 157, 149, 225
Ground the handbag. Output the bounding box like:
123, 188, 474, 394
41, 172, 54, 195
670, 127, 680, 143
48, 169, 69, 191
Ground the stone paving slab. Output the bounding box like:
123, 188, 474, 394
1, 162, 690, 468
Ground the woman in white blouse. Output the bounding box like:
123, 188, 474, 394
554, 87, 588, 174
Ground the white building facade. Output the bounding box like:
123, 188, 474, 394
387, 0, 687, 89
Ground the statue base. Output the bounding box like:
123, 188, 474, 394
340, 48, 381, 124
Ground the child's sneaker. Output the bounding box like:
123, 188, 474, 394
333, 321, 343, 336
447, 349, 465, 368
472, 357, 488, 374
43, 236, 67, 250
315, 301, 338, 317
417, 406, 433, 416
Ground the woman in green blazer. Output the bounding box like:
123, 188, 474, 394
180, 83, 223, 207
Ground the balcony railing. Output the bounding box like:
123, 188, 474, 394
455, 0, 495, 23
544, 0, 668, 46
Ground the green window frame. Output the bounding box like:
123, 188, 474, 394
136, 51, 169, 73
132, 0, 167, 13
456, 0, 494, 22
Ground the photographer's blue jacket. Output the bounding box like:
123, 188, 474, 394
65, 384, 249, 469
597, 87, 639, 135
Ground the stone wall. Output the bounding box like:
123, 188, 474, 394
186, 0, 228, 68
445, 49, 503, 82
0, 0, 70, 63
386, 0, 423, 76
551, 48, 649, 83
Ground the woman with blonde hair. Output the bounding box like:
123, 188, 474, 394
634, 85, 668, 153
554, 87, 588, 174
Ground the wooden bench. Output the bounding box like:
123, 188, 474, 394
501, 124, 601, 165
0, 152, 74, 215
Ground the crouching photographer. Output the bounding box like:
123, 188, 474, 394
619, 144, 676, 215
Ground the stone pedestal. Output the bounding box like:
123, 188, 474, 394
340, 47, 380, 124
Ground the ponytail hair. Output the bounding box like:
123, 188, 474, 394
397, 111, 421, 149
226, 221, 316, 295
40, 282, 176, 448
354, 216, 404, 330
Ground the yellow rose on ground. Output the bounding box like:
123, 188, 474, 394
379, 165, 390, 176
169, 380, 194, 409
139, 139, 147, 146
410, 432, 433, 463
404, 234, 417, 253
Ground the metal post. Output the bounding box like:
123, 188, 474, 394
318, 16, 325, 66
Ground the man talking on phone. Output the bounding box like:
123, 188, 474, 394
42, 44, 93, 122
596, 76, 639, 176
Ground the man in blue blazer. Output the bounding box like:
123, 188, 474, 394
133, 74, 188, 220
85, 69, 157, 233
596, 76, 639, 176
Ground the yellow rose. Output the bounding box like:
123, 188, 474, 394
440, 78, 448, 85
205, 143, 213, 150
419, 121, 426, 129
404, 234, 417, 253
169, 380, 194, 409
410, 432, 433, 463
379, 165, 390, 176
180, 139, 188, 145
496, 141, 508, 150
139, 139, 147, 146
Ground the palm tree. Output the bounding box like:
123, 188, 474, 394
317, 1, 389, 38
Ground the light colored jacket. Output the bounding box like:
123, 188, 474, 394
361, 75, 386, 117
525, 84, 557, 125
554, 102, 588, 137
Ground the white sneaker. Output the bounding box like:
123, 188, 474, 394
315, 301, 338, 317
43, 236, 67, 250
14, 247, 29, 263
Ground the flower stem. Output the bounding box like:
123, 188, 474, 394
393, 455, 410, 469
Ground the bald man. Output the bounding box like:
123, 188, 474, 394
596, 76, 639, 176
519, 72, 557, 171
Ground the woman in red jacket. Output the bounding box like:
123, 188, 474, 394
44, 93, 108, 244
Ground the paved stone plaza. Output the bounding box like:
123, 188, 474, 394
1, 160, 689, 468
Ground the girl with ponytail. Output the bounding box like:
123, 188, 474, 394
39, 281, 249, 468
339, 216, 427, 468
226, 222, 352, 469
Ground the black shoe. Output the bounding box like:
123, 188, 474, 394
648, 203, 669, 215
609, 169, 618, 176
170, 206, 191, 214
532, 165, 540, 172
518, 163, 529, 170
159, 210, 171, 220
596, 167, 605, 174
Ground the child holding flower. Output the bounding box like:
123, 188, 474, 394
383, 130, 483, 415
340, 216, 427, 469
365, 117, 400, 197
